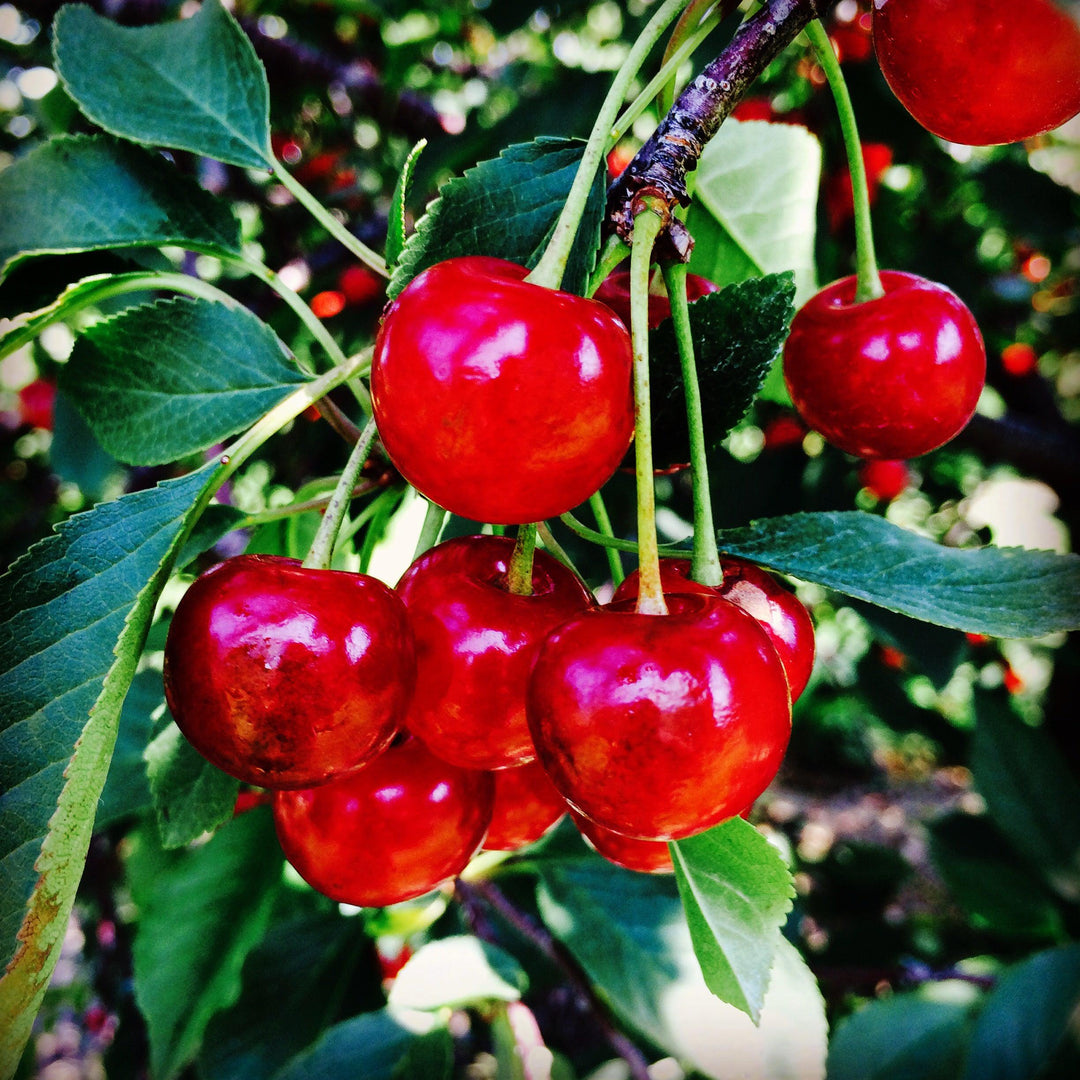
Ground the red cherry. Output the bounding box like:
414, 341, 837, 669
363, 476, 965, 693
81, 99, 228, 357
612, 557, 815, 700
782, 271, 986, 459
570, 810, 674, 874
17, 378, 56, 430
372, 256, 634, 524
593, 268, 719, 331
872, 0, 1080, 145
858, 458, 911, 502
339, 264, 384, 306
163, 555, 415, 789
825, 142, 893, 232
273, 738, 494, 907
527, 594, 791, 842
311, 290, 346, 319
762, 412, 807, 449
1001, 343, 1039, 377
396, 534, 594, 770
484, 760, 567, 852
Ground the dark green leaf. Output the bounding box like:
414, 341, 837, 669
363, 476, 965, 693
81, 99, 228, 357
145, 722, 240, 850
715, 512, 1080, 637
962, 945, 1080, 1080
970, 692, 1080, 902
61, 296, 307, 466
128, 808, 284, 1080
199, 910, 361, 1080
0, 463, 217, 1070
671, 817, 795, 1023
388, 936, 526, 1010
0, 135, 241, 274
388, 137, 604, 299
649, 273, 795, 465
53, 1, 272, 169
273, 1008, 452, 1080
386, 139, 427, 270
827, 994, 975, 1080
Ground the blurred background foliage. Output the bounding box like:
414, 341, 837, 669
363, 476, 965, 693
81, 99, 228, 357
2, 1, 1080, 1078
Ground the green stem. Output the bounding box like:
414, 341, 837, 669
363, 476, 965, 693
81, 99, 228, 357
506, 523, 538, 596
535, 521, 576, 572
805, 18, 883, 303
656, 0, 737, 116
237, 481, 381, 528
586, 235, 631, 298
589, 491, 625, 586
559, 511, 687, 557
628, 202, 668, 616
526, 0, 693, 291
272, 160, 389, 279
611, 3, 726, 146
302, 416, 381, 570
662, 262, 721, 587
413, 498, 448, 560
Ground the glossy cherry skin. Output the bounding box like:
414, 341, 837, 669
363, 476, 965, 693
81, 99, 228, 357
371, 256, 634, 525
272, 737, 494, 907
526, 593, 792, 842
782, 271, 985, 460
872, 0, 1080, 145
613, 557, 815, 700
396, 535, 595, 770
570, 810, 674, 874
593, 269, 719, 330
484, 760, 568, 852
163, 555, 415, 789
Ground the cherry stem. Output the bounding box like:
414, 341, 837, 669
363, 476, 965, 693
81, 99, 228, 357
629, 200, 669, 617
535, 521, 576, 572
662, 262, 722, 587
526, 0, 692, 292
272, 160, 389, 279
507, 523, 538, 596
413, 498, 447, 560
302, 416, 380, 571
586, 233, 631, 298
559, 511, 688, 557
589, 491, 625, 586
805, 18, 884, 303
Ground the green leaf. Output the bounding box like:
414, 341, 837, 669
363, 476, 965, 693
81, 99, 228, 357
0, 463, 217, 1075
199, 909, 361, 1080
128, 808, 284, 1080
962, 945, 1080, 1080
388, 137, 604, 299
671, 817, 795, 1023
970, 692, 1080, 902
273, 1008, 453, 1080
687, 119, 822, 305
145, 722, 240, 850
827, 993, 976, 1080
715, 511, 1080, 638
928, 811, 1066, 940
388, 936, 526, 1011
53, 0, 272, 169
649, 273, 796, 465
0, 135, 241, 275
386, 139, 427, 270
61, 296, 308, 466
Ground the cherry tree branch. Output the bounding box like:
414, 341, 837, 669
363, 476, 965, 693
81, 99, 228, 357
606, 0, 828, 259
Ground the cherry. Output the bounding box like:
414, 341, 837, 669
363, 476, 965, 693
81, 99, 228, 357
163, 554, 415, 789
273, 737, 493, 907
17, 378, 56, 430
484, 760, 568, 852
825, 142, 893, 233
782, 271, 986, 460
395, 534, 594, 770
570, 810, 674, 874
858, 458, 911, 502
593, 268, 719, 331
612, 556, 815, 700
527, 593, 791, 842
1001, 343, 1039, 378
339, 264, 384, 306
371, 256, 634, 525
872, 0, 1080, 145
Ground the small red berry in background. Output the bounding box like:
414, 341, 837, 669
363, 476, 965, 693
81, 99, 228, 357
825, 142, 893, 233
17, 378, 56, 430
783, 271, 986, 460
606, 142, 637, 179
372, 256, 634, 525
484, 760, 567, 852
732, 96, 778, 123
273, 738, 494, 907
311, 290, 346, 319
762, 412, 807, 450
877, 644, 908, 671
872, 0, 1080, 145
339, 264, 384, 306
1000, 343, 1039, 377
858, 458, 911, 502
1002, 664, 1025, 695
827, 0, 873, 64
